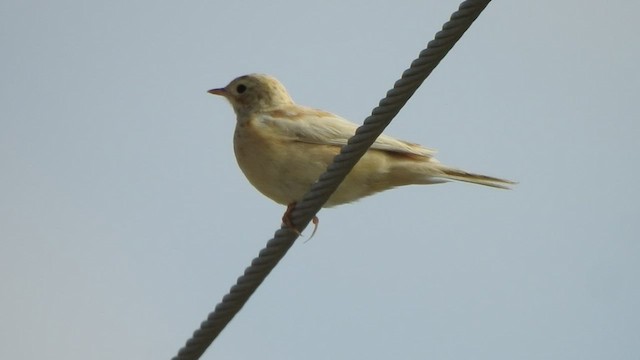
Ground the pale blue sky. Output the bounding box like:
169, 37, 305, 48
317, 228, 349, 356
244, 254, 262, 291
1, 1, 639, 359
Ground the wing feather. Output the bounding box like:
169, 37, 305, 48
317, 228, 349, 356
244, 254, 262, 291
257, 106, 435, 158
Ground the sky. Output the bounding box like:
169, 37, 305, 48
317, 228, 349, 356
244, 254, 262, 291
1, 1, 639, 359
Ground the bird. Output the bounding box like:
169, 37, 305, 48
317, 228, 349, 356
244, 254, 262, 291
208, 73, 514, 233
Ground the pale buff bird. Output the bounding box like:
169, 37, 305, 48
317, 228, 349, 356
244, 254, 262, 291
208, 74, 514, 230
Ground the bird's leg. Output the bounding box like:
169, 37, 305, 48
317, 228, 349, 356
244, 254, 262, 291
282, 203, 298, 231
282, 202, 319, 240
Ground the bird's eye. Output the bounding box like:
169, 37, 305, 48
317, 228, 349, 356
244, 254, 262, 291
236, 84, 247, 94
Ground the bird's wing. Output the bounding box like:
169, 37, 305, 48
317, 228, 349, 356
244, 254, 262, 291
258, 106, 435, 157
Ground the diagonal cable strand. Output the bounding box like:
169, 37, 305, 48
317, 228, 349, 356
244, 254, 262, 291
290, 0, 491, 230
172, 1, 490, 359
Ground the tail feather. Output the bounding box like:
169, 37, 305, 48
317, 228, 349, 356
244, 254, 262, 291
437, 166, 516, 189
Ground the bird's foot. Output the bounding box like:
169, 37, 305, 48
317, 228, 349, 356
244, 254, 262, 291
282, 203, 319, 241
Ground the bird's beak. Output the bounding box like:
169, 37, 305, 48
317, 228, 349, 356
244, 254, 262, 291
207, 88, 226, 97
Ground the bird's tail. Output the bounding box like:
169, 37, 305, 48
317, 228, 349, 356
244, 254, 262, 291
436, 166, 516, 189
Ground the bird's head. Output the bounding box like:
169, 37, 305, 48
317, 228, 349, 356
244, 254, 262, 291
208, 74, 294, 116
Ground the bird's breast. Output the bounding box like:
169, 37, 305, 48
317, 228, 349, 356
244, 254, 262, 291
233, 121, 332, 205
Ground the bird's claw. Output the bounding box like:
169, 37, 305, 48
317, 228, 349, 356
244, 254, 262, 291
282, 203, 319, 241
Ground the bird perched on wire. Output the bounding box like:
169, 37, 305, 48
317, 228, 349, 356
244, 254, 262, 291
208, 74, 514, 233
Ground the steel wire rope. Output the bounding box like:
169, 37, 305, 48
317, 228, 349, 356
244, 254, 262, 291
172, 1, 491, 359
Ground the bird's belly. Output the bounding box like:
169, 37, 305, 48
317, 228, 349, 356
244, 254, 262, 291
233, 125, 338, 205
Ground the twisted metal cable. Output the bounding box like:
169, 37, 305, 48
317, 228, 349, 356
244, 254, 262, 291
172, 1, 491, 359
